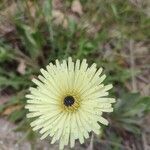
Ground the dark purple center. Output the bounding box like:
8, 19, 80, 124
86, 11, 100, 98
64, 96, 75, 107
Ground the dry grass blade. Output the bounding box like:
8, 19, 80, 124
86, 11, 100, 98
71, 0, 83, 16
0, 2, 16, 36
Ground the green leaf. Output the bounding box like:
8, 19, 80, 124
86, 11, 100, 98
15, 23, 43, 58
123, 103, 146, 117
111, 4, 119, 19
122, 123, 141, 134
138, 97, 150, 113
106, 131, 123, 150
0, 105, 5, 113
8, 109, 26, 122
0, 75, 30, 90
42, 0, 54, 43
112, 93, 150, 134
118, 118, 141, 125
43, 0, 52, 21
0, 47, 14, 62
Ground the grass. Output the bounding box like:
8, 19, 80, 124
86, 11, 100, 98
0, 0, 150, 149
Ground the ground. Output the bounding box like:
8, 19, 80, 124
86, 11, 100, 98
0, 0, 150, 150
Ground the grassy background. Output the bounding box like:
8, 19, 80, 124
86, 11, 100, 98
0, 0, 150, 149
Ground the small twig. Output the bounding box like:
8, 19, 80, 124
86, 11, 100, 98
65, 41, 71, 57
25, 0, 34, 26
137, 75, 149, 84
87, 133, 94, 150
14, 48, 39, 69
142, 131, 150, 150
16, 129, 30, 144
129, 40, 137, 92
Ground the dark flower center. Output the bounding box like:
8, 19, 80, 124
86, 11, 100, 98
64, 96, 75, 107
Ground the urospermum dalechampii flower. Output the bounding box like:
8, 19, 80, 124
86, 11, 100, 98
25, 57, 115, 149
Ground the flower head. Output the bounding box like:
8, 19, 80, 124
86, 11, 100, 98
25, 57, 115, 149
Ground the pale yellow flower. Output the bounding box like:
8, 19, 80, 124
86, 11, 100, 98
25, 57, 115, 149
